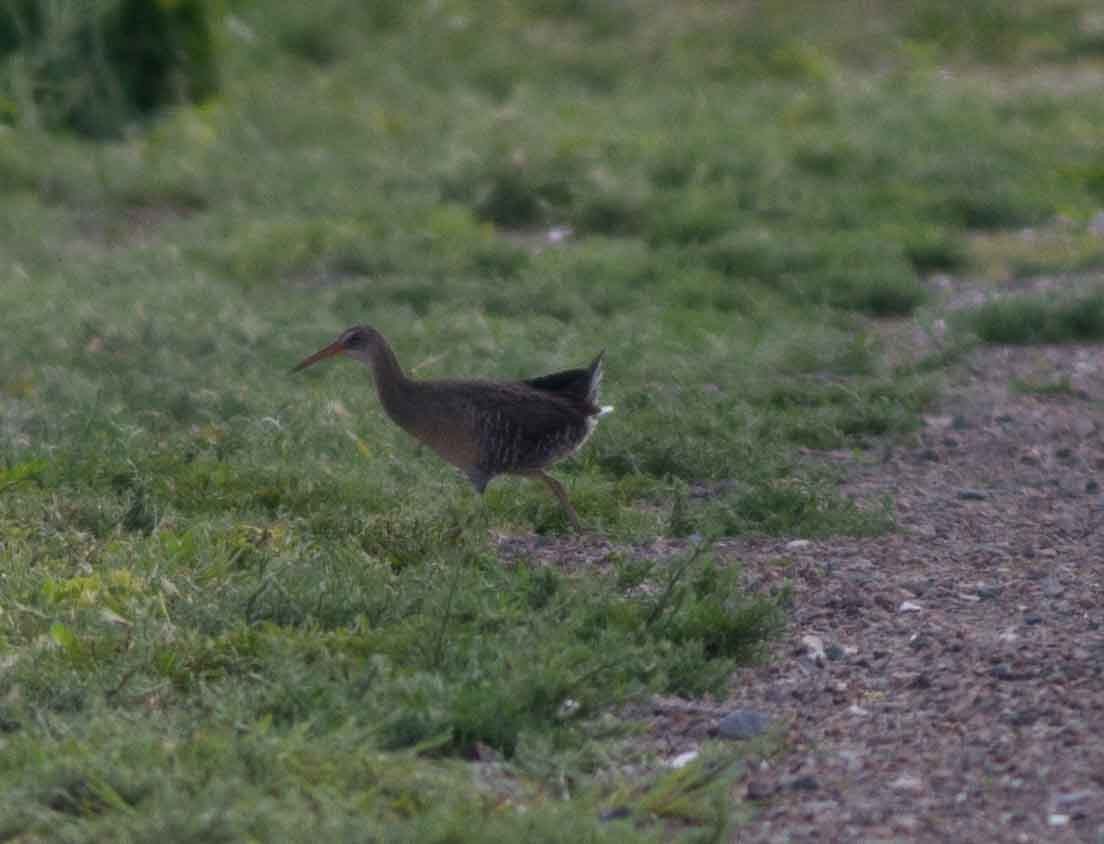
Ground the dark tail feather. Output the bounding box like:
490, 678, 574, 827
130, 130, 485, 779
524, 350, 607, 408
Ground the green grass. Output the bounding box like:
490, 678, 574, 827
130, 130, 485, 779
3, 0, 1104, 838
1010, 375, 1081, 396
969, 229, 1104, 282
959, 290, 1104, 344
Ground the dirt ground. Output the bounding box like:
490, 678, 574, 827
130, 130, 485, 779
496, 291, 1104, 842
714, 336, 1104, 844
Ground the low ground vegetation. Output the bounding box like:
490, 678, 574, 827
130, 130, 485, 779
2, 0, 1104, 838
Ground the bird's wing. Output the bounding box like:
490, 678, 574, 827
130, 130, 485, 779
435, 381, 591, 474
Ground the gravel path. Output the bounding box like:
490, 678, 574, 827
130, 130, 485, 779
715, 341, 1104, 843
493, 319, 1104, 842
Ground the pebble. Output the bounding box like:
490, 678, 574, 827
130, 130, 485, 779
890, 774, 925, 793
717, 709, 772, 741
785, 539, 812, 551
668, 750, 699, 769
789, 774, 819, 791
746, 780, 776, 800
898, 601, 923, 613
1074, 418, 1097, 438
801, 634, 827, 664
546, 225, 573, 243
837, 749, 862, 770
1047, 814, 1070, 827
825, 643, 846, 661
992, 663, 1033, 681
957, 488, 988, 500
558, 698, 580, 718
894, 814, 920, 832
1007, 708, 1039, 727
1053, 790, 1094, 808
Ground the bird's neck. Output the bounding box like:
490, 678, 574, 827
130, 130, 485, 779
364, 342, 418, 429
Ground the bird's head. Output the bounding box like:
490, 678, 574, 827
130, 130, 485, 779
291, 325, 383, 372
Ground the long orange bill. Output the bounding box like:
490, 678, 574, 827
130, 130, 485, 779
290, 340, 345, 374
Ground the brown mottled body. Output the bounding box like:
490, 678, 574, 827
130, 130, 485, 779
292, 325, 610, 530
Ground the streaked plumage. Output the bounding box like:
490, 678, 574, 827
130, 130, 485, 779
292, 325, 611, 530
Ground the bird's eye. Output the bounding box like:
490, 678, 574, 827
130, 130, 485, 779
343, 331, 362, 348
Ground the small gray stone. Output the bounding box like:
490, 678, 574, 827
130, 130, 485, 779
1053, 790, 1093, 808
717, 709, 771, 741
745, 779, 776, 800
800, 634, 827, 664
789, 774, 819, 791
957, 488, 988, 501
992, 663, 1033, 681
890, 774, 925, 793
825, 643, 846, 661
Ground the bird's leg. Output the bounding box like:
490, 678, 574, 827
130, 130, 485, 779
462, 469, 494, 534
474, 490, 492, 535
530, 471, 582, 533
443, 484, 490, 543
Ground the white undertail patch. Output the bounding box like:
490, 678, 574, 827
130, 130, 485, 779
587, 352, 605, 405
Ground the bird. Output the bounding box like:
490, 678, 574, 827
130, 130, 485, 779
291, 325, 612, 531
